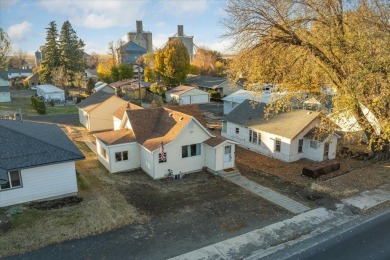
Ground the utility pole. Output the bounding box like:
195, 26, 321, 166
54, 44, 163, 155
136, 57, 142, 107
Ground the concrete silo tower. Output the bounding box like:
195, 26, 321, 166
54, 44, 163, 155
169, 25, 194, 60
127, 21, 153, 53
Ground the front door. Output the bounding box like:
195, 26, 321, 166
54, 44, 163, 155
324, 142, 329, 160
223, 145, 233, 169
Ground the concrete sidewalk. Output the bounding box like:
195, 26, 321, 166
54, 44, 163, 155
224, 173, 311, 214
170, 205, 356, 260
172, 182, 390, 260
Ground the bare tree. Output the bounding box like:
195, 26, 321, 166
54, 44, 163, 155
0, 28, 12, 70
223, 0, 390, 148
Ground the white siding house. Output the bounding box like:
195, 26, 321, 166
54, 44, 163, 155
222, 89, 287, 115
166, 85, 209, 105
95, 107, 236, 178
0, 74, 11, 102
222, 100, 338, 162
186, 75, 244, 97
0, 120, 84, 207
36, 84, 65, 101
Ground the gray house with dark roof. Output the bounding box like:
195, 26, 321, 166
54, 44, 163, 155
121, 41, 147, 65
186, 75, 244, 97
0, 120, 84, 207
222, 100, 338, 162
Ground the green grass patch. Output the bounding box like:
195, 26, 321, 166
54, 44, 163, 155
46, 105, 78, 115
11, 208, 45, 230
77, 172, 90, 192
56, 211, 81, 226
0, 96, 37, 115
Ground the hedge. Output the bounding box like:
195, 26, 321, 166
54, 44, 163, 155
31, 96, 46, 114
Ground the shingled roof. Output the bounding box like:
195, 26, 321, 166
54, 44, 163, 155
167, 104, 208, 128
77, 91, 115, 112
112, 102, 143, 119
94, 129, 136, 145
166, 85, 194, 96
125, 107, 194, 151
225, 100, 320, 139
0, 120, 84, 173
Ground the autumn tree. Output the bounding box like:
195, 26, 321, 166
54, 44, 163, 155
97, 58, 115, 82
155, 38, 190, 85
0, 28, 11, 70
192, 47, 225, 76
223, 0, 390, 148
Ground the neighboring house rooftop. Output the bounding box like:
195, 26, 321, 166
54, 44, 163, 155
0, 72, 9, 81
186, 75, 227, 89
0, 85, 10, 92
166, 85, 194, 96
109, 79, 151, 89
77, 91, 115, 112
26, 72, 39, 81
36, 84, 64, 94
222, 89, 287, 104
7, 69, 33, 74
123, 41, 147, 53
225, 100, 320, 139
0, 120, 84, 173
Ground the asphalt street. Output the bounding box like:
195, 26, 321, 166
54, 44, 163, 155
283, 209, 390, 260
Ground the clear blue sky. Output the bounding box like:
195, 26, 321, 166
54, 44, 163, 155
0, 0, 233, 56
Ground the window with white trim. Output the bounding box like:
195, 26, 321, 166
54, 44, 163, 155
298, 139, 303, 153
0, 170, 22, 190
249, 130, 261, 145
310, 140, 318, 149
100, 146, 107, 159
115, 151, 128, 162
275, 138, 281, 152
182, 143, 201, 158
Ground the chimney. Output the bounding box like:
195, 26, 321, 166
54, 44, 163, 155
136, 20, 143, 33
178, 25, 184, 36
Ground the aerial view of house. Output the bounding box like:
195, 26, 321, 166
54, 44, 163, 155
0, 120, 84, 207
77, 91, 128, 132
95, 107, 236, 178
222, 100, 338, 162
166, 85, 209, 105
1, 2, 389, 259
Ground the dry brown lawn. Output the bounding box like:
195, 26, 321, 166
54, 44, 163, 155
0, 142, 147, 257
235, 146, 390, 200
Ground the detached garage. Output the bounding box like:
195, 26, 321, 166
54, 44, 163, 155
36, 85, 65, 101
166, 85, 209, 105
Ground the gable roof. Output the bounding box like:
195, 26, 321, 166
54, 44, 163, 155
0, 85, 10, 92
0, 120, 84, 172
125, 108, 194, 151
26, 72, 39, 81
222, 89, 287, 104
123, 41, 147, 53
94, 129, 136, 145
77, 91, 115, 112
36, 84, 64, 94
0, 72, 9, 81
225, 100, 320, 139
166, 85, 194, 96
304, 127, 334, 142
186, 75, 227, 89
112, 102, 143, 119
203, 136, 230, 147
167, 104, 208, 128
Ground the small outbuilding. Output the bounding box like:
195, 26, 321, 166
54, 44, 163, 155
166, 85, 209, 105
36, 85, 65, 101
0, 73, 11, 102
